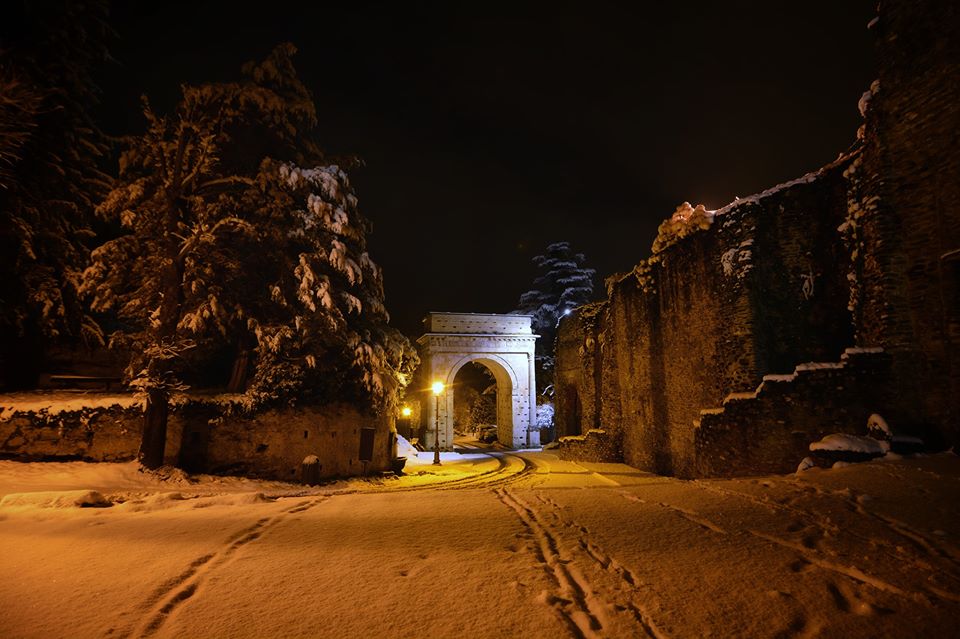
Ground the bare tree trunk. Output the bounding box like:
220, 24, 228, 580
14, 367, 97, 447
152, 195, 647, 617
139, 205, 185, 469
140, 387, 169, 469
227, 340, 250, 393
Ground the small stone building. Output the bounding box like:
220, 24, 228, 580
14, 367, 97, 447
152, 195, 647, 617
555, 0, 959, 477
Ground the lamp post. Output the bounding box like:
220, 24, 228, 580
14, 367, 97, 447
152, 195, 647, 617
431, 381, 444, 465
399, 405, 412, 440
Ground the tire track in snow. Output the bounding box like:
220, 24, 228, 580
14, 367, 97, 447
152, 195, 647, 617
121, 496, 329, 639
435, 452, 535, 490
792, 481, 960, 566
371, 450, 535, 493
495, 488, 665, 639
495, 487, 605, 638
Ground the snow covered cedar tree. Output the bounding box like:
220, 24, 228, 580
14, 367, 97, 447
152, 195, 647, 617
516, 241, 595, 387
81, 44, 415, 468
0, 0, 112, 388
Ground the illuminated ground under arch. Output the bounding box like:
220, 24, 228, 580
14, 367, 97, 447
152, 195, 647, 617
417, 312, 539, 450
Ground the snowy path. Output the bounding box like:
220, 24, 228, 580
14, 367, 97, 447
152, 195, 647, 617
0, 452, 958, 638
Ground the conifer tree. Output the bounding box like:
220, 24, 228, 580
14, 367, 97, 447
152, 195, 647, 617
0, 0, 112, 387
82, 44, 415, 468
516, 241, 595, 387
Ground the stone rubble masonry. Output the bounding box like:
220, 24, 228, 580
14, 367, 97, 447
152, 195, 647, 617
557, 429, 622, 464
693, 348, 897, 477
557, 165, 856, 477
555, 0, 959, 477
856, 0, 960, 449
0, 396, 395, 481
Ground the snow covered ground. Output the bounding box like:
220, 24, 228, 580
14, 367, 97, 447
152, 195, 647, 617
1, 450, 958, 638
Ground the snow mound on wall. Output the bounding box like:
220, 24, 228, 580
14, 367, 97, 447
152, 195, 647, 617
809, 434, 890, 455
867, 413, 892, 439
651, 202, 715, 254
0, 392, 141, 421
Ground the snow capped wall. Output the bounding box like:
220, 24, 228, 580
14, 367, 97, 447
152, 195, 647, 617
555, 0, 960, 475
556, 160, 857, 477
693, 348, 898, 477
0, 394, 143, 462
0, 394, 394, 481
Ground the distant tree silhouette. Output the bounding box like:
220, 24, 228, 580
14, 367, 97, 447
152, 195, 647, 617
0, 0, 112, 388
516, 241, 595, 390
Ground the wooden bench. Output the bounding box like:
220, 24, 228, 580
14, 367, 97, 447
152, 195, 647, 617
48, 374, 123, 391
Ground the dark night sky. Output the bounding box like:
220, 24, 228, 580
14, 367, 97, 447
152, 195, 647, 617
97, 1, 877, 337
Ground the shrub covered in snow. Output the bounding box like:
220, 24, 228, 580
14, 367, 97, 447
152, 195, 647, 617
651, 202, 714, 255
536, 402, 555, 428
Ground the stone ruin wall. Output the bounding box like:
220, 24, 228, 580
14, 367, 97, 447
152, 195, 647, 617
0, 397, 395, 482
557, 165, 860, 477
555, 0, 960, 476
855, 0, 960, 449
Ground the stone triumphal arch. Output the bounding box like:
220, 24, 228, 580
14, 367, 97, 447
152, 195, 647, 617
417, 312, 539, 449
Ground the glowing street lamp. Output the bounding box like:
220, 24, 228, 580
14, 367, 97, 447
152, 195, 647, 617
400, 406, 412, 418
432, 381, 444, 465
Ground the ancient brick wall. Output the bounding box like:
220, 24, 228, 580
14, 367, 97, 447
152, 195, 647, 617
554, 308, 586, 440
694, 349, 896, 477
856, 0, 960, 448
577, 164, 853, 477
0, 398, 144, 462
554, 302, 607, 440
556, 429, 621, 464
0, 394, 395, 481
555, 0, 958, 477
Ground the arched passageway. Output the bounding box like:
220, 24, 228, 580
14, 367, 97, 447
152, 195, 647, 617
417, 312, 538, 449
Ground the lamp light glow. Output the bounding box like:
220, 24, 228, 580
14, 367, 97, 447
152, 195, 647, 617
431, 381, 444, 396
400, 406, 412, 417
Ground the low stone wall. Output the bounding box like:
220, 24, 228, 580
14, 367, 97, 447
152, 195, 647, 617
557, 429, 621, 463
0, 395, 144, 462
693, 349, 904, 477
0, 393, 395, 481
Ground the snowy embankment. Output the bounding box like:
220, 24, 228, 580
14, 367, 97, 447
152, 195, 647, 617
0, 451, 958, 638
